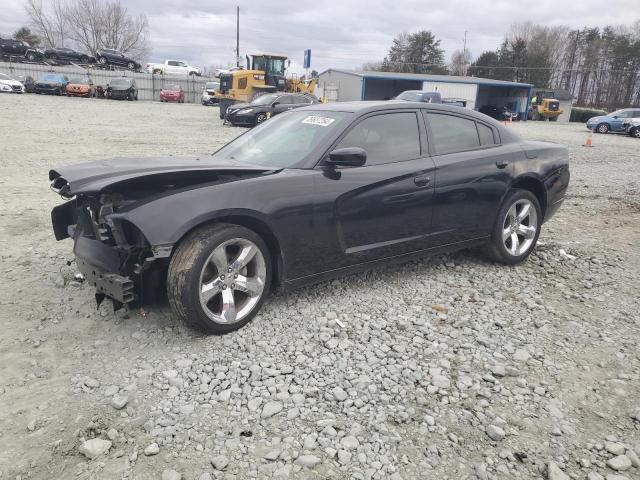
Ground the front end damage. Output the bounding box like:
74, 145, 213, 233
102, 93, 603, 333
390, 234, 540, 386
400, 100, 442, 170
51, 193, 165, 309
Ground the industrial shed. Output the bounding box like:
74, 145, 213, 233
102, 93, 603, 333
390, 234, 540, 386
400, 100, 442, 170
318, 69, 534, 120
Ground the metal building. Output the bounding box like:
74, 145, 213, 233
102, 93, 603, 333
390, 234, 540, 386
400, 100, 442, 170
318, 69, 534, 120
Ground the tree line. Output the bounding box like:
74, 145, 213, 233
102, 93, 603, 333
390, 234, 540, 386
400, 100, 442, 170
363, 21, 640, 109
9, 0, 149, 60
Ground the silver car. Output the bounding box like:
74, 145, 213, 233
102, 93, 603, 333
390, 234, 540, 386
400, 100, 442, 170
201, 81, 219, 106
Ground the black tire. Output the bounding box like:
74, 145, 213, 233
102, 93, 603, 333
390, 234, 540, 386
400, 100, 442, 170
629, 127, 640, 139
484, 189, 542, 265
128, 91, 134, 101
98, 56, 108, 65
80, 55, 88, 64
255, 112, 268, 125
596, 123, 610, 134
127, 61, 135, 70
26, 52, 36, 62
167, 223, 272, 334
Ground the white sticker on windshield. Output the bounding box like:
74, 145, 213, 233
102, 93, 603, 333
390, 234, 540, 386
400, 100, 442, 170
302, 115, 335, 127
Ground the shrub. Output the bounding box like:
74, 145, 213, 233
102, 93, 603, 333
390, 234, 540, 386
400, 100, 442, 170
570, 107, 608, 123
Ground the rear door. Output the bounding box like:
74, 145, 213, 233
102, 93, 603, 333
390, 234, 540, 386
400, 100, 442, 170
313, 110, 436, 269
424, 110, 514, 245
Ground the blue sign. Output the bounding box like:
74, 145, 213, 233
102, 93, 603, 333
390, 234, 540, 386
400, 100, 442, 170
303, 49, 311, 69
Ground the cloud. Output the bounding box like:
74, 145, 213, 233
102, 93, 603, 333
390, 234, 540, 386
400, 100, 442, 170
2, 0, 637, 71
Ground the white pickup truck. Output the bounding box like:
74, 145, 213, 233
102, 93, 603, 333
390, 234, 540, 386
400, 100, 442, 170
146, 60, 201, 76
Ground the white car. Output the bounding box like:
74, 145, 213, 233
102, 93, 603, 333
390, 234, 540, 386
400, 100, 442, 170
147, 60, 201, 76
201, 81, 219, 105
0, 72, 25, 93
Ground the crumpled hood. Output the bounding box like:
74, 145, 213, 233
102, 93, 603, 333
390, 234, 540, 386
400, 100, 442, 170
49, 155, 276, 197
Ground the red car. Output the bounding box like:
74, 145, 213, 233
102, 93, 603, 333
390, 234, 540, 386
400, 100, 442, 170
160, 84, 185, 103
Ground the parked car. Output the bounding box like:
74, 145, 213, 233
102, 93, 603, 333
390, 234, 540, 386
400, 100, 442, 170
147, 60, 201, 76
0, 37, 43, 61
48, 101, 569, 334
106, 77, 137, 100
201, 81, 220, 105
625, 118, 640, 138
16, 75, 36, 93
0, 72, 25, 93
160, 84, 185, 103
66, 76, 94, 97
586, 108, 640, 134
35, 74, 69, 95
44, 47, 94, 64
96, 49, 141, 71
395, 90, 443, 103
479, 105, 518, 121
225, 92, 320, 126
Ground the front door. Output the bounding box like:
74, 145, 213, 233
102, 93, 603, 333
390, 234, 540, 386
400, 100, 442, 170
313, 110, 436, 271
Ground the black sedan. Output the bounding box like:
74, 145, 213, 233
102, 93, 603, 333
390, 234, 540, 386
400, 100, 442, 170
44, 47, 93, 64
96, 49, 141, 71
106, 77, 137, 100
225, 92, 320, 126
35, 73, 69, 95
49, 102, 569, 334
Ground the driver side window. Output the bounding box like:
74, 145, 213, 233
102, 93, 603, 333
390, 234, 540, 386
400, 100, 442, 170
336, 113, 420, 166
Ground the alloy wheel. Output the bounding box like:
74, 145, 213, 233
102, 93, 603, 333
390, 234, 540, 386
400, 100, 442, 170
597, 124, 609, 134
198, 238, 266, 324
502, 199, 538, 256
256, 113, 267, 124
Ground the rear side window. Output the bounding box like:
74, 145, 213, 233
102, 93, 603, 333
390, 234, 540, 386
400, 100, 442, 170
428, 113, 480, 154
336, 112, 420, 166
477, 122, 496, 146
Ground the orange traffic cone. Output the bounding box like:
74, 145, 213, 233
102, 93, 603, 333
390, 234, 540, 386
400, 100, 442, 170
583, 130, 594, 147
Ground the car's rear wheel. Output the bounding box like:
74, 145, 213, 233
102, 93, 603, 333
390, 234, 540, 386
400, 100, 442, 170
255, 112, 268, 124
127, 61, 135, 70
596, 123, 610, 134
485, 189, 541, 265
80, 55, 88, 64
630, 127, 640, 139
167, 223, 271, 334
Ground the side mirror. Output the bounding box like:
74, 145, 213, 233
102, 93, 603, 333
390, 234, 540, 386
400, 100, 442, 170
613, 115, 618, 119
272, 101, 280, 107
325, 147, 366, 168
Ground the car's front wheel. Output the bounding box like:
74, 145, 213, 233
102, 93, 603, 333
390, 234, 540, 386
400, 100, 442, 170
596, 123, 610, 134
485, 189, 541, 265
167, 223, 272, 334
255, 112, 268, 125
98, 56, 107, 65
26, 52, 36, 61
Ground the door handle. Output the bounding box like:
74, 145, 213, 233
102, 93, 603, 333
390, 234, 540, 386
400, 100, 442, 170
495, 159, 509, 169
413, 175, 431, 187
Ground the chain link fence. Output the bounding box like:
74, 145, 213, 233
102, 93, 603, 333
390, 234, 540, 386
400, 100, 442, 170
0, 60, 214, 103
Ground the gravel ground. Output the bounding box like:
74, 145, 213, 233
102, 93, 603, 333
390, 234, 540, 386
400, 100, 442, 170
0, 94, 639, 480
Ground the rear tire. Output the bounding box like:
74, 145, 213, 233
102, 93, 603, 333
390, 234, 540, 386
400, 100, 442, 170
596, 123, 610, 134
484, 189, 542, 265
629, 127, 640, 138
167, 223, 272, 334
127, 61, 135, 70
26, 52, 36, 62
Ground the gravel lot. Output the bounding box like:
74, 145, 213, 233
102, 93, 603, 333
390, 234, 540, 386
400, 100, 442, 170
1, 94, 639, 480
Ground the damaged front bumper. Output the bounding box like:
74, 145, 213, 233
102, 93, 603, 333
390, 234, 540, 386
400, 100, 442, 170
51, 199, 169, 308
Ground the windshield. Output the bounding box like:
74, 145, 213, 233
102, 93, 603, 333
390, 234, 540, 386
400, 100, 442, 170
41, 74, 62, 82
70, 76, 91, 84
110, 79, 130, 87
164, 84, 180, 90
610, 109, 628, 117
251, 93, 279, 106
213, 111, 348, 168
253, 56, 286, 76
396, 91, 421, 101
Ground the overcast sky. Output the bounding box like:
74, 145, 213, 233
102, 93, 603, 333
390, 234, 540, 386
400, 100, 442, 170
1, 0, 637, 72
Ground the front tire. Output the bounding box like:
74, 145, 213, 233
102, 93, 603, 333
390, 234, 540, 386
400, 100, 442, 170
127, 61, 135, 70
596, 123, 610, 134
167, 223, 272, 334
485, 189, 542, 265
255, 112, 268, 125
98, 56, 108, 65
26, 52, 36, 62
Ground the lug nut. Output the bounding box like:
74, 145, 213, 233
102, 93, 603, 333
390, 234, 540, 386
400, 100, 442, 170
228, 267, 232, 273
231, 283, 235, 288
220, 274, 225, 280
221, 285, 226, 290
234, 274, 238, 278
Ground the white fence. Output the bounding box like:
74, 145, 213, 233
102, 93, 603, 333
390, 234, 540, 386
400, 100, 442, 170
0, 60, 215, 103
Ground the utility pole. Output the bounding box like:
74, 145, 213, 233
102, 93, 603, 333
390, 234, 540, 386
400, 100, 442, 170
463, 30, 468, 76
236, 6, 240, 67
